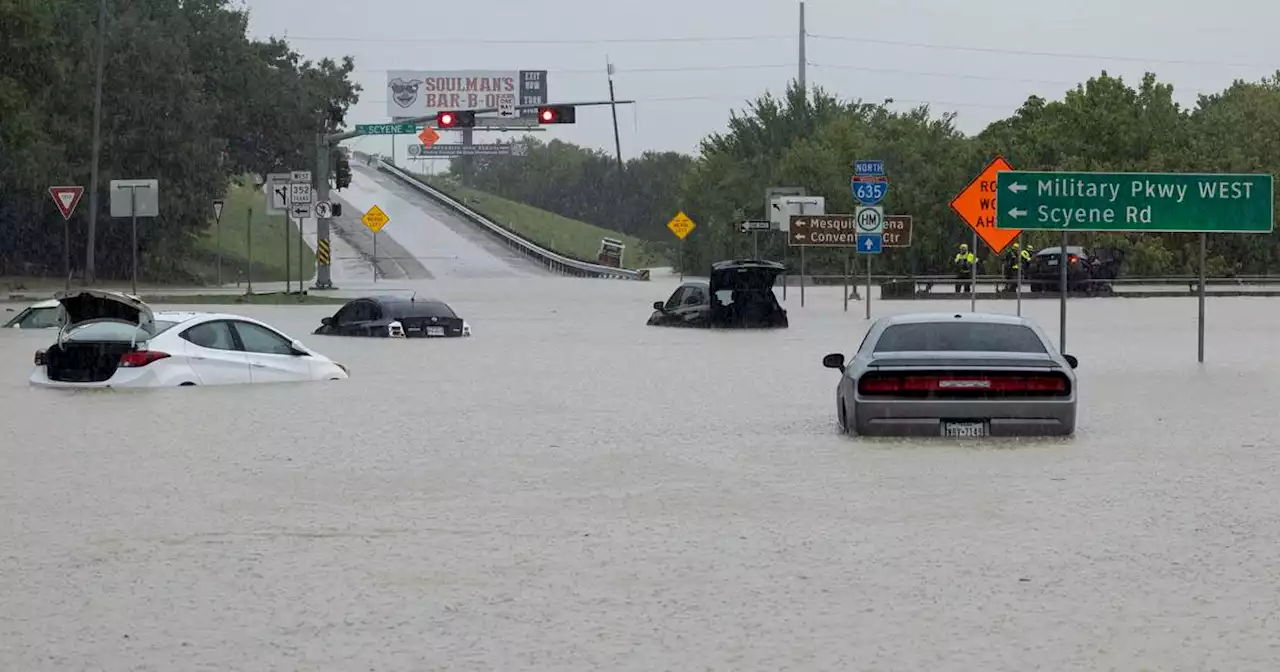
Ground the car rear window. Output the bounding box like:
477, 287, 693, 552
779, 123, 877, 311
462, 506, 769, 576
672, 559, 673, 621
395, 301, 457, 319
874, 322, 1048, 353
65, 319, 178, 342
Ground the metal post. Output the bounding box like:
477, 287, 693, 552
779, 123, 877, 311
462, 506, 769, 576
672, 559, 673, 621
373, 231, 378, 282
800, 245, 806, 307
216, 209, 222, 286
85, 0, 107, 283
64, 212, 71, 292
391, 133, 396, 166
1059, 231, 1068, 353
753, 231, 759, 258
1198, 232, 1206, 363
247, 207, 253, 293
843, 253, 850, 312
130, 187, 138, 295
607, 60, 623, 173
679, 239, 684, 281
314, 134, 332, 289
866, 253, 872, 320
285, 214, 291, 293
298, 213, 304, 289
797, 2, 806, 95
970, 230, 977, 312
782, 244, 788, 301
1016, 234, 1023, 317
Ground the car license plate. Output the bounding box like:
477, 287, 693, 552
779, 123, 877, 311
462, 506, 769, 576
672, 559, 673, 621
1047, 259, 1059, 265
941, 421, 988, 438
426, 326, 445, 336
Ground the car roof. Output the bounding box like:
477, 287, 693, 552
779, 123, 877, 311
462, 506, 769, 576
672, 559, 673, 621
358, 295, 448, 307
878, 312, 1034, 327
28, 299, 61, 309
1035, 246, 1087, 255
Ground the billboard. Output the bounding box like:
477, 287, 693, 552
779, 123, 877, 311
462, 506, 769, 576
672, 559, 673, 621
387, 70, 547, 121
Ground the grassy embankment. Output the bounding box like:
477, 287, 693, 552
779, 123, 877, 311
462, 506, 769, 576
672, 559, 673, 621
417, 175, 665, 268
184, 176, 315, 285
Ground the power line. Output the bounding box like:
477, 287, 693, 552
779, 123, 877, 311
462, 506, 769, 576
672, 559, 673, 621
809, 63, 1078, 87
280, 33, 792, 45
357, 94, 1025, 111
807, 33, 1271, 69
356, 63, 794, 76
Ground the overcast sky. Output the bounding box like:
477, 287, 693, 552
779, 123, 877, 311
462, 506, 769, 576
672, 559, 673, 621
243, 0, 1280, 160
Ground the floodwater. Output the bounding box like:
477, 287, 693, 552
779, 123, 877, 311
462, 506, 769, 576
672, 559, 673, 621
3, 278, 1280, 671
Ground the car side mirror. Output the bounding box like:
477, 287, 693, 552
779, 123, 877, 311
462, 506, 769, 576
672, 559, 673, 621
1063, 354, 1078, 369
321, 316, 332, 326
822, 353, 845, 371
290, 339, 308, 356
653, 301, 665, 311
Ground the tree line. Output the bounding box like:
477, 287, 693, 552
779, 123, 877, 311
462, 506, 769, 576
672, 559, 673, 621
0, 0, 359, 281
449, 71, 1280, 277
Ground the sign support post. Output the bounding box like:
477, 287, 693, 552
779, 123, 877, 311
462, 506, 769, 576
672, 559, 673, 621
866, 253, 872, 320
843, 254, 850, 313
213, 199, 225, 286
970, 230, 977, 312
247, 208, 253, 293
799, 246, 806, 307
49, 186, 85, 291
1015, 233, 1023, 316
666, 212, 696, 281
130, 189, 138, 295
285, 215, 291, 294
1199, 233, 1207, 363
1059, 231, 1068, 352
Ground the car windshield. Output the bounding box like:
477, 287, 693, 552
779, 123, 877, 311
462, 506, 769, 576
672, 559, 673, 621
874, 322, 1048, 353
64, 318, 178, 342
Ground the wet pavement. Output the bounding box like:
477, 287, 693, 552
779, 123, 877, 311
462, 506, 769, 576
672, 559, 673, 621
3, 277, 1280, 671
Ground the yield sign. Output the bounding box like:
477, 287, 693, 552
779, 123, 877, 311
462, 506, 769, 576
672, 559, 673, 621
949, 155, 1020, 255
49, 186, 85, 221
212, 198, 225, 221
418, 126, 441, 148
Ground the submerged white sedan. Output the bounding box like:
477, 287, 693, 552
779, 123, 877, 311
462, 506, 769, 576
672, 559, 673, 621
30, 289, 349, 388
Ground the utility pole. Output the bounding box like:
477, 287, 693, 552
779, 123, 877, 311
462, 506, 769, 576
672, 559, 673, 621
798, 2, 807, 98
607, 58, 623, 173
85, 0, 108, 282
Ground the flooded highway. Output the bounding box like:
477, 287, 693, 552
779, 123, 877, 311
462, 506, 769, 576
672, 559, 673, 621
3, 277, 1280, 671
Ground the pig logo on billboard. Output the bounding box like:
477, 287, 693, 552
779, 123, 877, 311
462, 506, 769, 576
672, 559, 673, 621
388, 78, 422, 109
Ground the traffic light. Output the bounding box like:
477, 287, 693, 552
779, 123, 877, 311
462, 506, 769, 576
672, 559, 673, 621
332, 148, 351, 190
537, 105, 576, 124
437, 110, 476, 128
331, 203, 343, 217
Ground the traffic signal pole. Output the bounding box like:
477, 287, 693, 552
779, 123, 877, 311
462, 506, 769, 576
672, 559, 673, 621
311, 99, 635, 289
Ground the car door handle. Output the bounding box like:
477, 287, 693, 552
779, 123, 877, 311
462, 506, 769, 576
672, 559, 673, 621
251, 361, 266, 368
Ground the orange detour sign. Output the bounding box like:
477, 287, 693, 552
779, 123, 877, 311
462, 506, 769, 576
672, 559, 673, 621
950, 155, 1020, 254
418, 126, 441, 148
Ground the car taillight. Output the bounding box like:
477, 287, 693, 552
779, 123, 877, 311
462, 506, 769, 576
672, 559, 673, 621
119, 350, 170, 367
34, 350, 44, 365
1067, 254, 1079, 264
859, 373, 1068, 396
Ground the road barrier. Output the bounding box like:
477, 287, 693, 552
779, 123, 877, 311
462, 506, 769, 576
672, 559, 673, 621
357, 154, 646, 280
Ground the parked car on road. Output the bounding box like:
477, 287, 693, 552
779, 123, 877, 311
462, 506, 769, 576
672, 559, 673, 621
822, 312, 1077, 437
29, 289, 348, 388
647, 260, 789, 329
314, 295, 472, 338
4, 299, 63, 329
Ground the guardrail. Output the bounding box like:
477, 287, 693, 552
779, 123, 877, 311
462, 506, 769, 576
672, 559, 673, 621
360, 155, 646, 281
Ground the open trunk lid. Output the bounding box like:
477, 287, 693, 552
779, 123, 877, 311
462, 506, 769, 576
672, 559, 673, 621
55, 289, 153, 337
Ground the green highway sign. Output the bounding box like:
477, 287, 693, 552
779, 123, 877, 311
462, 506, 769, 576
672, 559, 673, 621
995, 171, 1274, 232
355, 123, 418, 135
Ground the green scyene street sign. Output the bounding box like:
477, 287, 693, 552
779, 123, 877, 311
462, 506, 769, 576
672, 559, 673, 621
994, 171, 1274, 232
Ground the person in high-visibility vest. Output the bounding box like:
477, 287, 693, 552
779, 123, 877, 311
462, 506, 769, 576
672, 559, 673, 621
1004, 242, 1033, 292
954, 243, 976, 293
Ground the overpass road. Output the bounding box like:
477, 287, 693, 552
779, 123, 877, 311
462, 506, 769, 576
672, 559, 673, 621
333, 165, 551, 280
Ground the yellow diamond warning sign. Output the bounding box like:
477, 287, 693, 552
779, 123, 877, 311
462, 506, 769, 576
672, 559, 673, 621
361, 204, 389, 233
667, 211, 696, 240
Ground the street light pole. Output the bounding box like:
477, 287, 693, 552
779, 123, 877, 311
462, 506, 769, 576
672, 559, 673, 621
85, 0, 108, 283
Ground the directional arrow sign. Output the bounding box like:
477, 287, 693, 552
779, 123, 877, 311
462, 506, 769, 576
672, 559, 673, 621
49, 186, 84, 220
856, 233, 882, 254
995, 171, 1275, 232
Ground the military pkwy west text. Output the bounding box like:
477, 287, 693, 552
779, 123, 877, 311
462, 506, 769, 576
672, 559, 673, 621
995, 172, 1274, 232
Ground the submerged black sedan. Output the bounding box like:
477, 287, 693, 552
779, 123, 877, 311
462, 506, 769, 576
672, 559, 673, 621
647, 260, 788, 329
314, 295, 472, 338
